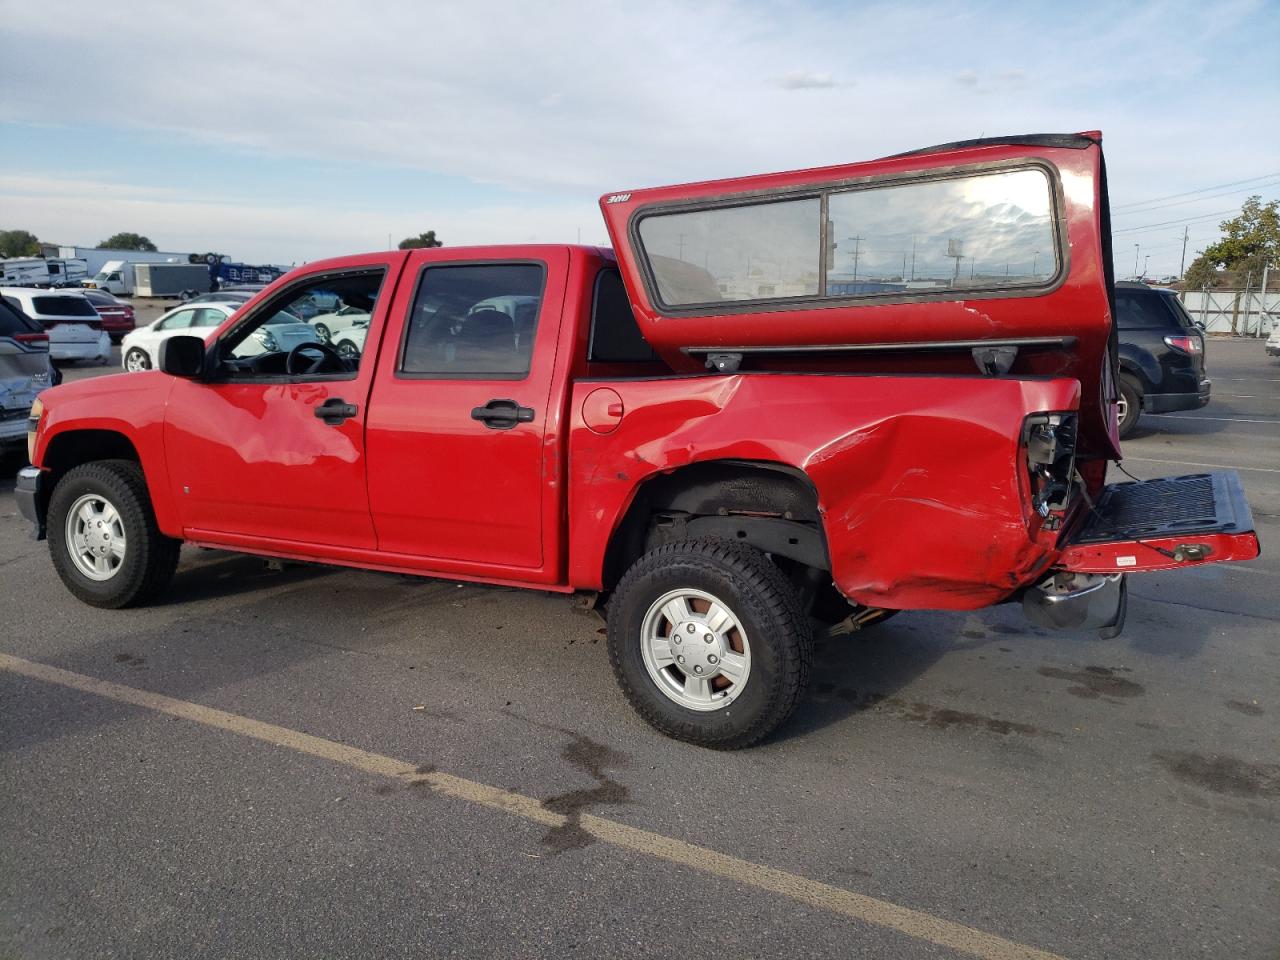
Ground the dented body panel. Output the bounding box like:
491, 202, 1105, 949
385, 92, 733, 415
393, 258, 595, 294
567, 373, 1080, 608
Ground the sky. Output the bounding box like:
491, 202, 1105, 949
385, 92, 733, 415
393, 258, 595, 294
1, 0, 1278, 277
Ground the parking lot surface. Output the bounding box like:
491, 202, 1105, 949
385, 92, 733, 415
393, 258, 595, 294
2, 338, 1277, 959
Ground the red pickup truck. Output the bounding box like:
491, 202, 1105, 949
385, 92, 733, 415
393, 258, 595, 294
16, 132, 1260, 747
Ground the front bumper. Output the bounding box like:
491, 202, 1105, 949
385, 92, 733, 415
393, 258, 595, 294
15, 466, 45, 539
1145, 379, 1210, 413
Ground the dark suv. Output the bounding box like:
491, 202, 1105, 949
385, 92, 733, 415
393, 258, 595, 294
1114, 281, 1210, 438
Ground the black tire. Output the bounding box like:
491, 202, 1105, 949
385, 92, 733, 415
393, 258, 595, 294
47, 460, 181, 609
607, 539, 812, 749
335, 339, 358, 360
313, 323, 331, 342
1117, 376, 1142, 439
124, 347, 152, 372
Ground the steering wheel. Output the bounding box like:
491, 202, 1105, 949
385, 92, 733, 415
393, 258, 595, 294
285, 340, 347, 375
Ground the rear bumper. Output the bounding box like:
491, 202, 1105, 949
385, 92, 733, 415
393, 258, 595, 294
14, 466, 45, 539
1023, 572, 1127, 636
1144, 380, 1210, 413
50, 337, 110, 361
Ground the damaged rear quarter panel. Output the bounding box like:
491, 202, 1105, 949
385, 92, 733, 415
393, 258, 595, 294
568, 373, 1081, 609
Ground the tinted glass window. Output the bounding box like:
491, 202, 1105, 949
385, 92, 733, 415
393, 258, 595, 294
1163, 293, 1199, 331
589, 268, 655, 362
400, 264, 544, 377
1115, 290, 1173, 330
827, 168, 1056, 292
0, 299, 40, 336
638, 197, 821, 307
32, 295, 97, 317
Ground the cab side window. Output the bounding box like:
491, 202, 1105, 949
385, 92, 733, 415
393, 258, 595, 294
218, 270, 385, 379
399, 263, 545, 378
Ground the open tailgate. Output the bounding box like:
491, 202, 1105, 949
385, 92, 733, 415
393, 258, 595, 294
1057, 472, 1260, 573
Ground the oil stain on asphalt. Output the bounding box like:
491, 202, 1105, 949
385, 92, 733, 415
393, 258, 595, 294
1037, 665, 1144, 699
1154, 751, 1280, 800
540, 731, 630, 853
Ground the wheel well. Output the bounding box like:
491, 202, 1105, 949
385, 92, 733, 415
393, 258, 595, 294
40, 430, 141, 510
601, 460, 828, 593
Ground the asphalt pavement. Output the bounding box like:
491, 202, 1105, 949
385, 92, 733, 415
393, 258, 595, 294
2, 338, 1277, 959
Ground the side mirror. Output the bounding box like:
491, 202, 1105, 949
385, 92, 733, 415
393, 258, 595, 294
159, 335, 206, 378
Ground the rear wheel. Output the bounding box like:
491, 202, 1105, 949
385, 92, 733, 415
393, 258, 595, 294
313, 322, 331, 342
47, 460, 180, 608
608, 540, 812, 749
1117, 376, 1142, 439
124, 347, 151, 372
335, 339, 359, 360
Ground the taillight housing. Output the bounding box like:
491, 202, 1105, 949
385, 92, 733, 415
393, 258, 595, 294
14, 332, 49, 344
1023, 413, 1078, 522
1164, 334, 1202, 355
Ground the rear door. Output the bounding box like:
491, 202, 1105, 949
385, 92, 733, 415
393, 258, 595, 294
364, 247, 569, 577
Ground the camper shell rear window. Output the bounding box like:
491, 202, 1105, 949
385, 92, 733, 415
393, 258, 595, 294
631, 161, 1064, 313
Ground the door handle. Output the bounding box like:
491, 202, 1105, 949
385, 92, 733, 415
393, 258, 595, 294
314, 397, 358, 425
470, 398, 535, 430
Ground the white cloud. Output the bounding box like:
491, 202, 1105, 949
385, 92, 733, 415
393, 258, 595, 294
0, 173, 603, 263
0, 0, 1272, 273
775, 70, 838, 90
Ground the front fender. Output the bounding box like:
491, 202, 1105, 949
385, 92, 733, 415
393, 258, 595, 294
32, 372, 181, 538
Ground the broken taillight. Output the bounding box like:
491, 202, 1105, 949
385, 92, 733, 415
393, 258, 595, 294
1023, 413, 1078, 520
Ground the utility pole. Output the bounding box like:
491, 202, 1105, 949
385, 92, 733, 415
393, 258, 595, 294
1133, 243, 1140, 279
910, 238, 917, 281
1143, 255, 1150, 279
1179, 225, 1190, 278
844, 236, 863, 282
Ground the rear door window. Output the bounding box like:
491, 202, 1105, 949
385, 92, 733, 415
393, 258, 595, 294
399, 263, 545, 378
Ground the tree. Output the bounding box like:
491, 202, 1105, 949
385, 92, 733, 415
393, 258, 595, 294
1183, 196, 1279, 288
0, 229, 41, 257
98, 232, 158, 252
398, 230, 443, 250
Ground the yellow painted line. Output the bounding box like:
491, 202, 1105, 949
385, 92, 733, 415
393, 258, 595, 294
0, 653, 1066, 960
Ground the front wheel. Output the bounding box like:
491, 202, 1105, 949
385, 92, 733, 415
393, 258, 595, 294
124, 348, 151, 372
313, 323, 331, 342
607, 540, 812, 749
47, 460, 181, 608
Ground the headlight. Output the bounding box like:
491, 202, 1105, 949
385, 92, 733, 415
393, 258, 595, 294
27, 398, 44, 463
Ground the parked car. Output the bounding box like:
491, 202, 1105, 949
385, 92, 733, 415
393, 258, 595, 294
120, 301, 316, 371
331, 320, 369, 359
0, 288, 111, 365
1266, 324, 1280, 358
0, 298, 56, 456
121, 303, 233, 372
180, 286, 265, 307
15, 132, 1260, 749
80, 289, 137, 343
1114, 281, 1210, 438
311, 305, 369, 342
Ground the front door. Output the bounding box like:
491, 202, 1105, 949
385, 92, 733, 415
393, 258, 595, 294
163, 259, 402, 550
364, 249, 568, 574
